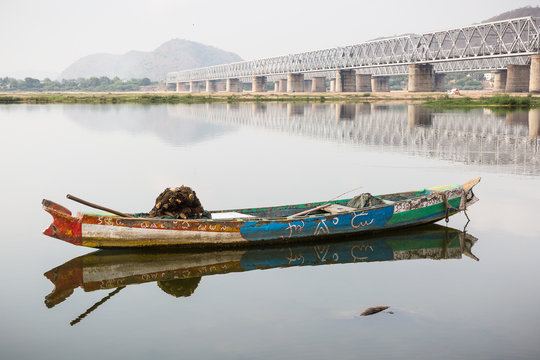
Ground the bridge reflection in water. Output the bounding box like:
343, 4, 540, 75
168, 103, 540, 175
44, 225, 477, 325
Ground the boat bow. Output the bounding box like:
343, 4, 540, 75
42, 199, 82, 245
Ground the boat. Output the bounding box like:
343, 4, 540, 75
44, 224, 478, 313
42, 178, 480, 248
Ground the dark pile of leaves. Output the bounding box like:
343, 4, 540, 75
149, 186, 205, 219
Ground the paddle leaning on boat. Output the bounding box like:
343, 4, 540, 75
42, 178, 480, 248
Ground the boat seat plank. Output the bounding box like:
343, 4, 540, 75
211, 212, 256, 220
289, 203, 358, 218
321, 204, 357, 213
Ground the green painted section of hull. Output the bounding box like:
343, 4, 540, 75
385, 231, 461, 251
387, 197, 462, 226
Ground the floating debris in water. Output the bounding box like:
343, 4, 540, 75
359, 306, 390, 316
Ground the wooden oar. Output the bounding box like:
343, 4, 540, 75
66, 194, 135, 218
288, 203, 331, 218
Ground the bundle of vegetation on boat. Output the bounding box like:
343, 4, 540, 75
148, 186, 207, 219
42, 178, 480, 249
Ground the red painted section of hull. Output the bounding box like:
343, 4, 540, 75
42, 199, 82, 246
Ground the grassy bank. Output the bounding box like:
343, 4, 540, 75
0, 92, 382, 104
1, 91, 539, 107
423, 94, 540, 108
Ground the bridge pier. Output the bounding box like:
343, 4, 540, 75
176, 82, 189, 92
205, 80, 217, 93
252, 76, 267, 92
304, 79, 312, 93
372, 76, 390, 92
336, 69, 356, 92
329, 79, 336, 92
493, 70, 507, 92
408, 64, 434, 92
226, 78, 241, 92
189, 81, 201, 93
216, 80, 226, 92
530, 54, 540, 93
356, 74, 372, 92
311, 77, 326, 92
434, 73, 446, 92
278, 79, 288, 92
505, 65, 530, 92
287, 73, 304, 92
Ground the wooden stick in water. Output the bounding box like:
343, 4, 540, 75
66, 194, 135, 218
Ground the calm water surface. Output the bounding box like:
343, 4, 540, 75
0, 103, 539, 359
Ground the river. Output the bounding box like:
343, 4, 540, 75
0, 103, 538, 359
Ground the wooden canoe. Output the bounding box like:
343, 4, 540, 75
44, 224, 478, 309
42, 178, 480, 248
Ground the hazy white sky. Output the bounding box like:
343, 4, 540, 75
1, 0, 538, 78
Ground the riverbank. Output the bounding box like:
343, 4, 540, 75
0, 91, 539, 107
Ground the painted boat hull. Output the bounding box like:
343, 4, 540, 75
42, 178, 480, 248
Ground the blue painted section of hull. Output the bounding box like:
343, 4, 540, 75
239, 238, 395, 270
240, 205, 395, 241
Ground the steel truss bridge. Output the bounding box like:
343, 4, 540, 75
168, 103, 540, 176
167, 16, 540, 83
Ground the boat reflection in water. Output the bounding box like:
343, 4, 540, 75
44, 224, 478, 324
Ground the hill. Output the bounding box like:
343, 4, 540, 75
482, 6, 540, 22
60, 39, 243, 81
371, 6, 540, 42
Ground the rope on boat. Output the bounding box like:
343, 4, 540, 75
439, 188, 469, 223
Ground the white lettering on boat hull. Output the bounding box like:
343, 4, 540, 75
81, 224, 246, 244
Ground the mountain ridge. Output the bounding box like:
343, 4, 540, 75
482, 5, 540, 22
60, 39, 243, 81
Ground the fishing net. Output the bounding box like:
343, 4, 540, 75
149, 186, 207, 219
347, 193, 386, 208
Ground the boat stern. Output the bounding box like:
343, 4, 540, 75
42, 199, 83, 246
462, 177, 481, 208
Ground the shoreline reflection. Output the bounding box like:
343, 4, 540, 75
168, 103, 539, 175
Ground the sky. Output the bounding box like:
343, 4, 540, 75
1, 0, 539, 79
